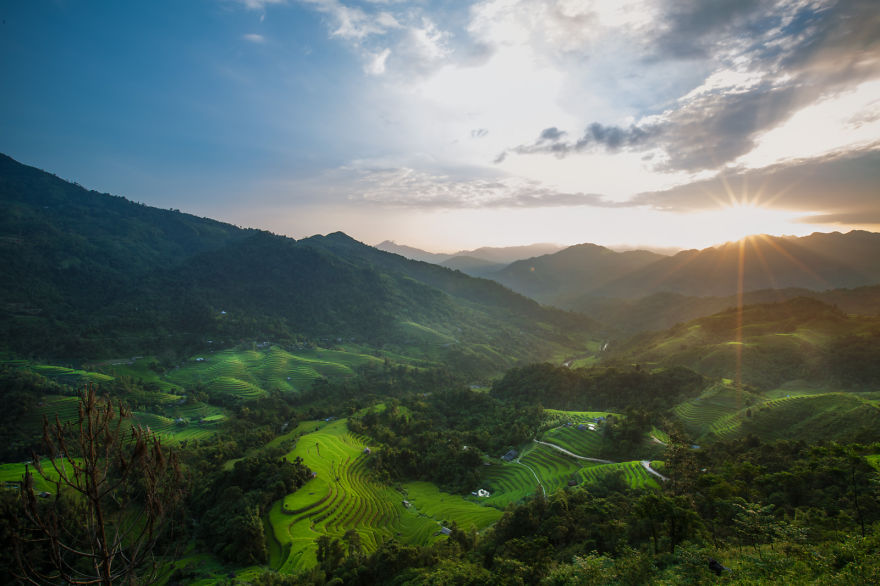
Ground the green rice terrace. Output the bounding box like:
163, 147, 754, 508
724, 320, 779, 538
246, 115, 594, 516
673, 382, 880, 443
164, 345, 384, 396
264, 411, 664, 573
481, 411, 662, 507
267, 419, 502, 573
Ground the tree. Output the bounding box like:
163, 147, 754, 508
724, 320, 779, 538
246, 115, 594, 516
14, 385, 182, 585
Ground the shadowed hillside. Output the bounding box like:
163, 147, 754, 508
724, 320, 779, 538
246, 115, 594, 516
0, 154, 602, 372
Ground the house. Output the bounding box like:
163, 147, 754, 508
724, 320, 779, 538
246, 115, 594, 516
363, 447, 371, 455
476, 488, 490, 498
402, 500, 411, 508
38, 491, 51, 498
576, 424, 587, 431
501, 449, 518, 462
568, 479, 578, 487
439, 527, 452, 535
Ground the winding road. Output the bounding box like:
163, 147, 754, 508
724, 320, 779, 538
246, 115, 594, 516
532, 439, 614, 464
640, 460, 669, 482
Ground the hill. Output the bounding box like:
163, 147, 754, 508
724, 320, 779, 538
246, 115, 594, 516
568, 285, 880, 335
608, 297, 880, 389
0, 154, 601, 373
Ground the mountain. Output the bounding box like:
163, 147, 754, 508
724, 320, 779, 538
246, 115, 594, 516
491, 243, 666, 305
0, 154, 601, 372
374, 241, 564, 277
453, 243, 564, 264
373, 241, 450, 264
439, 255, 504, 277
488, 232, 880, 320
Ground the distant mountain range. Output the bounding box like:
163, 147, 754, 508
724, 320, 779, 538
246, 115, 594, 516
381, 231, 880, 328
491, 232, 880, 306
0, 153, 600, 372
374, 241, 564, 277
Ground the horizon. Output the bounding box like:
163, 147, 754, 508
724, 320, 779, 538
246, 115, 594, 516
2, 1, 879, 251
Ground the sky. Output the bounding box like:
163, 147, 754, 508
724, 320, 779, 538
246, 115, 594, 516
1, 0, 879, 252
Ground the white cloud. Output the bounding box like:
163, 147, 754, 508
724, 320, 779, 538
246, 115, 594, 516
300, 0, 390, 40
736, 79, 880, 169
365, 48, 391, 75
235, 0, 287, 11
347, 166, 619, 209
242, 33, 267, 44
405, 18, 450, 63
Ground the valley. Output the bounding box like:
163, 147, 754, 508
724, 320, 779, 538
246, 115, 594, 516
0, 154, 878, 584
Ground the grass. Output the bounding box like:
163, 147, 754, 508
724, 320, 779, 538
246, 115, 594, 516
400, 481, 502, 532
0, 460, 82, 493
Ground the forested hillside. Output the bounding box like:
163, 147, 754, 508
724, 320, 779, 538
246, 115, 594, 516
0, 154, 601, 372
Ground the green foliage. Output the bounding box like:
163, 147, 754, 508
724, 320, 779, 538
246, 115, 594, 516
491, 363, 705, 411
195, 455, 313, 565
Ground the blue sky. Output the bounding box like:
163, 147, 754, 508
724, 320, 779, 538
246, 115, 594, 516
2, 0, 879, 251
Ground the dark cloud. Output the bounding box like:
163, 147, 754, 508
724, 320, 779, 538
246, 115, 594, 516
497, 122, 661, 162
539, 126, 566, 141
471, 128, 488, 138
576, 122, 660, 151
652, 0, 763, 59
631, 148, 880, 216
655, 84, 799, 172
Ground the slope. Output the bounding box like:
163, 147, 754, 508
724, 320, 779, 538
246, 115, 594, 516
0, 154, 602, 374
610, 297, 880, 389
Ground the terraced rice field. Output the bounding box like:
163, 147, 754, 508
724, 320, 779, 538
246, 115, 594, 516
480, 461, 540, 507
27, 396, 81, 430
540, 426, 604, 459
30, 364, 114, 386
676, 388, 865, 442
400, 482, 501, 532
520, 443, 595, 493
129, 411, 223, 445
166, 346, 376, 400
576, 461, 659, 489
0, 460, 80, 494
672, 384, 750, 438
269, 419, 499, 573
